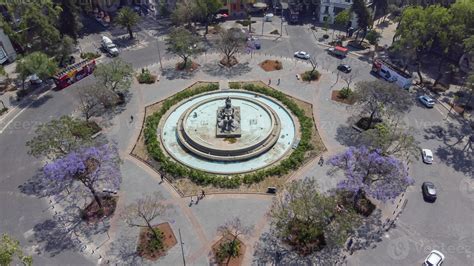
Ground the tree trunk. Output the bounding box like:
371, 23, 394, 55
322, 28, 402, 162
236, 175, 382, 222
433, 58, 444, 87
128, 27, 134, 39
416, 61, 423, 84
145, 219, 161, 243
90, 187, 103, 210
461, 89, 474, 117
226, 234, 239, 265
353, 188, 363, 209
367, 109, 377, 130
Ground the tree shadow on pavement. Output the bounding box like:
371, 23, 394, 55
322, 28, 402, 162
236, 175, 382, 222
349, 209, 385, 252
424, 121, 473, 177
33, 219, 82, 256
19, 170, 68, 198
201, 62, 252, 78
253, 229, 345, 265
106, 233, 143, 264
161, 66, 197, 80
334, 124, 361, 147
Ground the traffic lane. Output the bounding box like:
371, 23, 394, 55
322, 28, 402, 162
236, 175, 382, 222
0, 81, 93, 263
400, 104, 474, 264
401, 158, 474, 265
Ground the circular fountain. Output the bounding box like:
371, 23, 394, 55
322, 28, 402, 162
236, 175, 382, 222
159, 90, 298, 175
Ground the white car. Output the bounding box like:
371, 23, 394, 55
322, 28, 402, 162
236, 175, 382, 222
424, 250, 445, 266
101, 36, 119, 56
419, 95, 435, 108
294, 51, 310, 60
422, 149, 433, 164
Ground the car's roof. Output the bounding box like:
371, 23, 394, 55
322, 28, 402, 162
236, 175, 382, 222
426, 250, 444, 264
422, 149, 433, 155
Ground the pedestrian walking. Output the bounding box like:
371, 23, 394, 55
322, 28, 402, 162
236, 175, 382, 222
268, 78, 271, 85
190, 196, 194, 205
201, 190, 205, 199
319, 155, 324, 166
277, 78, 280, 85
160, 175, 164, 183
130, 115, 134, 123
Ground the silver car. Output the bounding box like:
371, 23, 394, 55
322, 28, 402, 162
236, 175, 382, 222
422, 149, 433, 164
419, 95, 435, 108
294, 51, 310, 60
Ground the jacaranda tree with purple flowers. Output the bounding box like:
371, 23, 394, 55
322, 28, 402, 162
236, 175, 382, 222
328, 146, 414, 205
43, 144, 121, 210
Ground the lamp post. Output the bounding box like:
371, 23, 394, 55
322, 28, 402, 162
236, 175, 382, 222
156, 38, 163, 71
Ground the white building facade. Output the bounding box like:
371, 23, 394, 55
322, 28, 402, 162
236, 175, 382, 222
319, 0, 372, 29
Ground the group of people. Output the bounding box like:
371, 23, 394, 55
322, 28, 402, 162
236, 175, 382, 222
189, 190, 206, 206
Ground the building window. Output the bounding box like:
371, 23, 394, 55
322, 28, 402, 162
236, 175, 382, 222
324, 6, 329, 14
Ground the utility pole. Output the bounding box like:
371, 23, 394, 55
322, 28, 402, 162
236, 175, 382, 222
179, 228, 186, 266
156, 38, 163, 71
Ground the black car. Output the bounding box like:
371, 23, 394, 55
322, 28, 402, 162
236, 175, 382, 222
337, 64, 352, 73
422, 182, 437, 202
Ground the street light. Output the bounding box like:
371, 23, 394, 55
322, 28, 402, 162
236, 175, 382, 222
156, 38, 163, 71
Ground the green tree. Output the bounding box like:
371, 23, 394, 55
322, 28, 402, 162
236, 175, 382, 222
216, 218, 253, 264
333, 10, 350, 39
26, 116, 96, 160
15, 52, 57, 89
0, 1, 61, 54
93, 58, 133, 95
359, 121, 419, 159
351, 0, 372, 42
352, 80, 414, 130
0, 234, 32, 266
55, 0, 82, 40
269, 178, 360, 255
216, 28, 247, 66
122, 192, 168, 249
394, 5, 453, 84
195, 0, 223, 34
171, 0, 197, 27
166, 27, 202, 70
116, 7, 140, 39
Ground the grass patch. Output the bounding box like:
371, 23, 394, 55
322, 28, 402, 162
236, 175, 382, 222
80, 52, 101, 60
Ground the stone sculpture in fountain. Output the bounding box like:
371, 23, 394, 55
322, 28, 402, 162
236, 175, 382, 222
216, 96, 241, 137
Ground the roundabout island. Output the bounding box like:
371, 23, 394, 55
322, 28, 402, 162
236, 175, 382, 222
160, 90, 298, 174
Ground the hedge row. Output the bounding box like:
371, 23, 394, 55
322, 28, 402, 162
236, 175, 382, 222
144, 83, 314, 188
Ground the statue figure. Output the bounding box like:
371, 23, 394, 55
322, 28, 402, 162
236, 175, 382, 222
217, 96, 241, 136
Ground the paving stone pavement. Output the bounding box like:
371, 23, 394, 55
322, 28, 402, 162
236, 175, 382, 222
95, 52, 398, 265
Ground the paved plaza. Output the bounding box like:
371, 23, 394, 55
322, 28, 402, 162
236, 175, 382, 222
0, 14, 472, 266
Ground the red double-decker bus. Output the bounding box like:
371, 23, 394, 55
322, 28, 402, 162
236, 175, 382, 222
53, 59, 96, 89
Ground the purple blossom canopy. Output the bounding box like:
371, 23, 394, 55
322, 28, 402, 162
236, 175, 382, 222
329, 146, 414, 202
43, 144, 122, 192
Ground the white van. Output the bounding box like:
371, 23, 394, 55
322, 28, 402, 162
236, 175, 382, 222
101, 36, 119, 56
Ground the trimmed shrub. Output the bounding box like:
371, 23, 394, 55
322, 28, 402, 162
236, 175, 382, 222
339, 87, 353, 99
301, 70, 321, 81
137, 68, 157, 84
80, 52, 101, 60
229, 82, 241, 90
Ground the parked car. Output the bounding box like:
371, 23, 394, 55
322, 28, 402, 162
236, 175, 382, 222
294, 51, 310, 60
265, 13, 274, 22
101, 36, 119, 56
337, 64, 352, 73
26, 74, 43, 85
423, 250, 445, 266
422, 149, 433, 164
419, 95, 435, 108
422, 182, 437, 202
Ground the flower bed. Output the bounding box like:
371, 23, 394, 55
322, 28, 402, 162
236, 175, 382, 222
137, 222, 177, 261
259, 59, 283, 72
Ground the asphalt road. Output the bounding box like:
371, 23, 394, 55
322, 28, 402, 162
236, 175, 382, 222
0, 16, 472, 265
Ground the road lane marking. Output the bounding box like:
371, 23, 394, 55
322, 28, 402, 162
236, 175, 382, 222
0, 90, 51, 134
